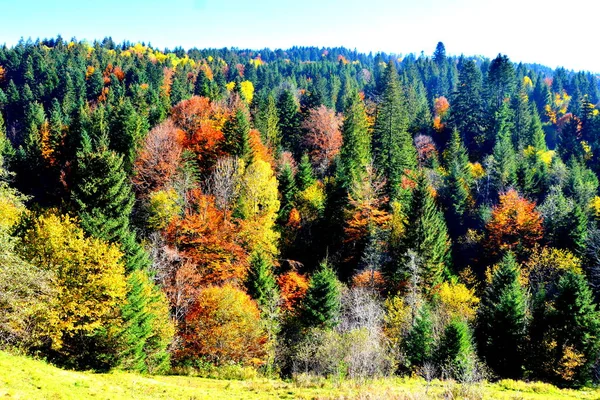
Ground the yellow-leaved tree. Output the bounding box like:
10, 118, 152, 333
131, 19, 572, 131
20, 213, 127, 368
237, 159, 280, 259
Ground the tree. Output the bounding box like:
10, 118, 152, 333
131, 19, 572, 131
246, 250, 279, 310
404, 171, 451, 289
436, 319, 475, 380
223, 108, 252, 163
132, 119, 184, 194
485, 189, 543, 262
296, 153, 316, 191
301, 261, 341, 329
443, 129, 472, 237
254, 94, 281, 152
404, 305, 434, 369
491, 102, 517, 191
20, 213, 127, 370
451, 59, 487, 158
302, 105, 343, 175
119, 270, 175, 374
277, 161, 297, 223
277, 89, 302, 157
71, 142, 149, 271
476, 252, 527, 379
178, 285, 266, 366
372, 61, 417, 200
108, 99, 148, 172
338, 89, 371, 190
486, 54, 516, 111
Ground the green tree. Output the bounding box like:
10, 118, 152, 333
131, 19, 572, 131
337, 89, 371, 190
223, 108, 252, 163
246, 250, 279, 310
108, 99, 148, 172
476, 252, 527, 379
277, 89, 302, 157
277, 161, 297, 223
436, 319, 475, 380
405, 171, 451, 289
301, 260, 341, 329
404, 305, 434, 369
491, 102, 518, 192
372, 61, 417, 200
255, 94, 281, 152
119, 270, 174, 374
71, 141, 149, 271
443, 130, 472, 237
296, 153, 316, 191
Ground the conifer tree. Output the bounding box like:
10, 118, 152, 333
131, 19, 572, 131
277, 162, 297, 223
296, 153, 315, 191
338, 89, 371, 190
476, 252, 527, 379
492, 102, 517, 192
194, 69, 211, 98
108, 99, 148, 172
372, 61, 417, 200
120, 270, 174, 374
436, 319, 475, 380
71, 140, 149, 271
529, 103, 548, 151
255, 94, 281, 152
277, 89, 302, 157
405, 305, 434, 369
223, 108, 252, 163
444, 130, 472, 237
550, 271, 600, 385
301, 260, 341, 329
246, 251, 279, 310
405, 171, 451, 289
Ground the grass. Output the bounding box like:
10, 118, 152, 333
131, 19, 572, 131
0, 351, 598, 399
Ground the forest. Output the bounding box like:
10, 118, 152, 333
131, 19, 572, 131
1, 37, 600, 389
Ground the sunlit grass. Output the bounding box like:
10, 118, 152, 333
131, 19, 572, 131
0, 351, 597, 399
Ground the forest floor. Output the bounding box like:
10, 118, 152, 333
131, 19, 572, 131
1, 351, 598, 399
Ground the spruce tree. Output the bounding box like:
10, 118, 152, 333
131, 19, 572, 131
338, 89, 371, 190
476, 252, 527, 379
277, 162, 297, 223
71, 140, 149, 271
451, 59, 487, 158
119, 270, 173, 374
108, 99, 148, 172
405, 305, 434, 369
255, 94, 281, 152
405, 171, 451, 289
550, 271, 600, 385
436, 319, 475, 380
277, 89, 302, 157
301, 260, 341, 329
194, 69, 211, 98
246, 251, 279, 310
444, 130, 472, 237
372, 61, 417, 201
296, 153, 315, 191
223, 108, 252, 163
492, 102, 517, 192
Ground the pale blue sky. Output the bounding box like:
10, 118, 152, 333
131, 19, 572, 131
1, 0, 597, 72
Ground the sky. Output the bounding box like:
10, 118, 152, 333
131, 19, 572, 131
0, 0, 598, 72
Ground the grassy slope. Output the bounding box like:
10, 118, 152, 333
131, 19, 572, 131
0, 351, 598, 400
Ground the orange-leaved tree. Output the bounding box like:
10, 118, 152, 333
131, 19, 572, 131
485, 189, 543, 261
177, 284, 266, 366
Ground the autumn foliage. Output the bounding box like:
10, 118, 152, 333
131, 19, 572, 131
277, 270, 309, 312
177, 285, 266, 366
302, 105, 343, 174
485, 189, 544, 261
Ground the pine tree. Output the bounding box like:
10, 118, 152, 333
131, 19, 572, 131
451, 59, 487, 158
492, 102, 517, 192
296, 153, 315, 191
372, 61, 417, 201
277, 162, 297, 223
568, 204, 588, 256
255, 94, 281, 152
301, 260, 341, 329
444, 130, 472, 237
71, 142, 149, 271
338, 89, 371, 190
277, 89, 302, 157
405, 171, 451, 289
529, 105, 547, 151
119, 270, 174, 374
194, 69, 211, 98
476, 252, 527, 379
550, 271, 600, 385
223, 108, 252, 163
246, 251, 278, 310
436, 319, 475, 380
108, 99, 148, 172
405, 304, 434, 369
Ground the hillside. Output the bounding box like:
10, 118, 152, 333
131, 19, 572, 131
2, 351, 599, 400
